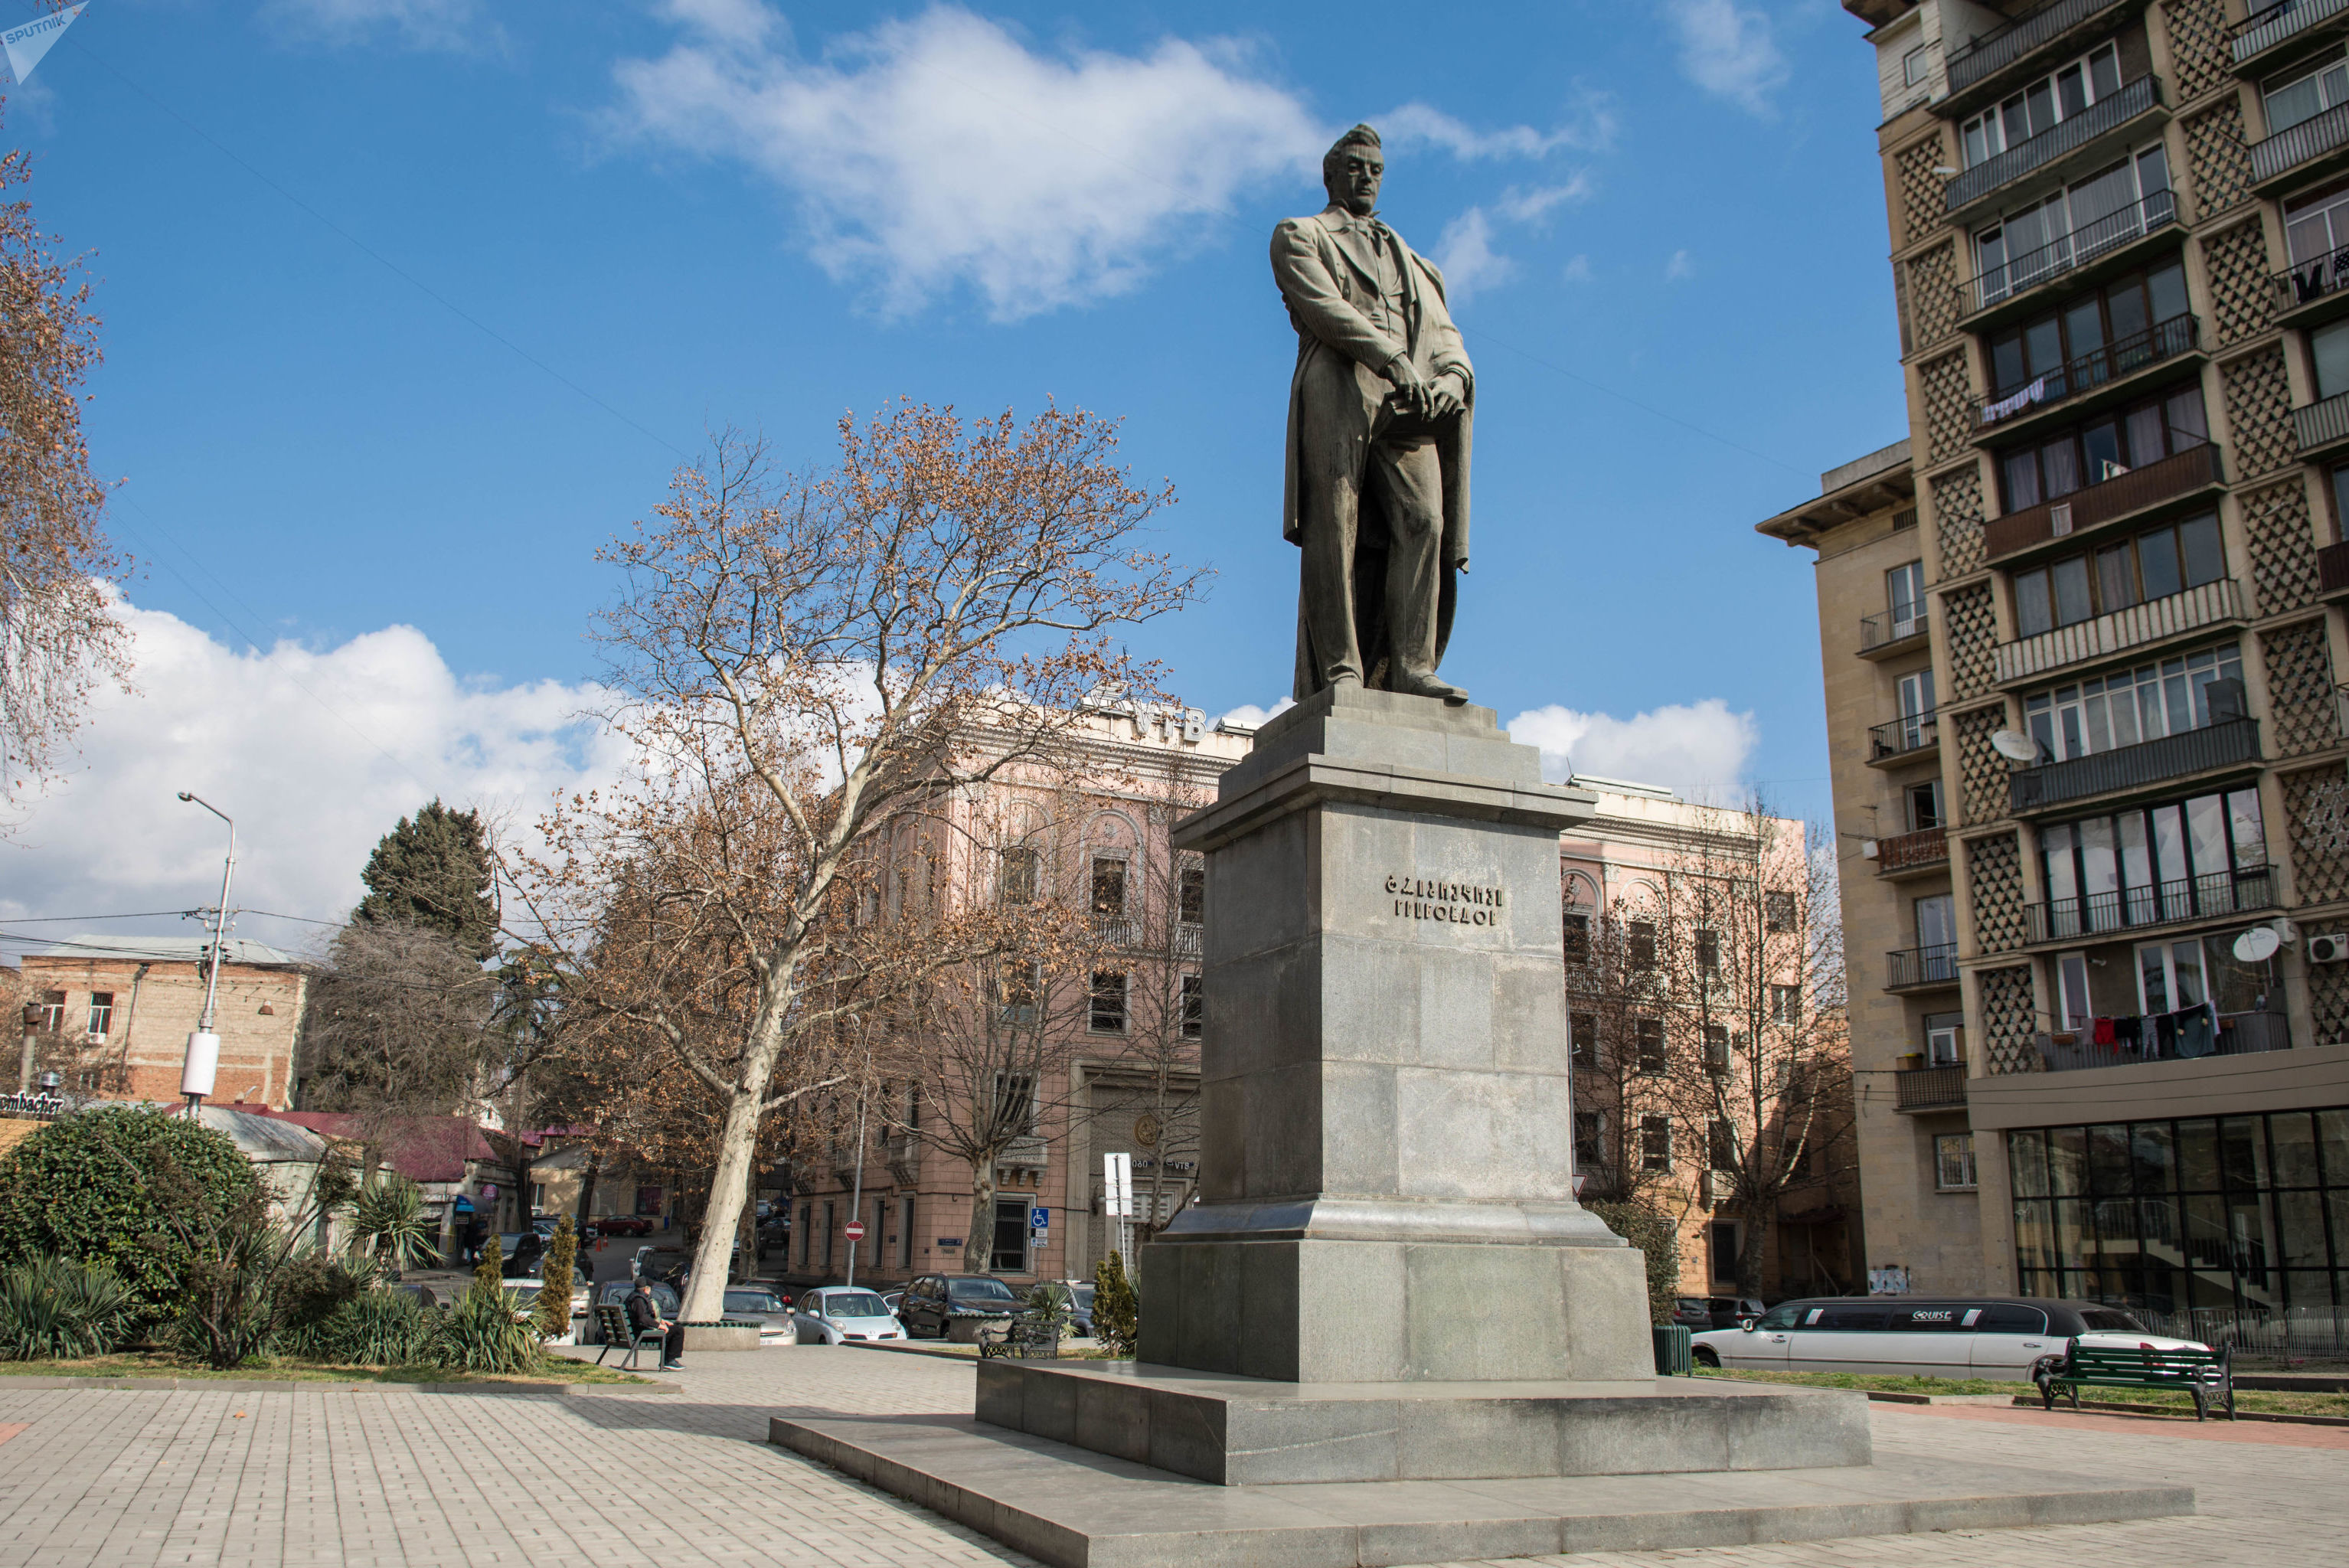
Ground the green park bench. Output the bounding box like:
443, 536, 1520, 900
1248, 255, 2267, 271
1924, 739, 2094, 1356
2035, 1338, 2235, 1420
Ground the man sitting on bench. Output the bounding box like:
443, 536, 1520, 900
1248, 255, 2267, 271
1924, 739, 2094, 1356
628, 1278, 685, 1370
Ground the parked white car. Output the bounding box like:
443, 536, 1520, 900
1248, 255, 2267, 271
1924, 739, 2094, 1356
1691, 1297, 2210, 1379
793, 1286, 907, 1346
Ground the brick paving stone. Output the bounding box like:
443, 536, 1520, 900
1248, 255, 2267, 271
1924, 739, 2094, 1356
0, 1351, 2339, 1568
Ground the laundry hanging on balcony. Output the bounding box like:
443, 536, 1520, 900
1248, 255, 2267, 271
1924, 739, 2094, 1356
1981, 377, 2047, 424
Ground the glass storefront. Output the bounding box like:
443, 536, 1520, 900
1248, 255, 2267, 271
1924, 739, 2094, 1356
2009, 1109, 2349, 1312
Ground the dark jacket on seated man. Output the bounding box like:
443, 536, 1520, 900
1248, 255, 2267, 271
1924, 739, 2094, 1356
626, 1282, 684, 1367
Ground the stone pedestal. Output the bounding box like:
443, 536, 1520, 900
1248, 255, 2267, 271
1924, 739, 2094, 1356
1139, 685, 1648, 1384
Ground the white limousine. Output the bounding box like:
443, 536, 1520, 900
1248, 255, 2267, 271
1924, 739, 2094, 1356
1689, 1297, 2209, 1378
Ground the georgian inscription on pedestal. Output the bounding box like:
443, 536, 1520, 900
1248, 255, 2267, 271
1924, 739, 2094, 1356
1384, 874, 1506, 926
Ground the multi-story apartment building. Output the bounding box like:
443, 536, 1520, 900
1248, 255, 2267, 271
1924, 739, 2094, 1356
777, 704, 1249, 1294
1560, 778, 1864, 1301
1763, 0, 2349, 1325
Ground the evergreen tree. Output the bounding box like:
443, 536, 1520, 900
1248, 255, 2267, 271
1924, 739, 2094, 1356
354, 800, 499, 960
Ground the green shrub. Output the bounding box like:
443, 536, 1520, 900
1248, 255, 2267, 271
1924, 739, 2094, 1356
1092, 1251, 1138, 1357
0, 1257, 136, 1360
277, 1255, 368, 1336
286, 1289, 443, 1366
436, 1286, 543, 1375
536, 1217, 576, 1339
1586, 1200, 1681, 1325
0, 1107, 260, 1325
345, 1175, 436, 1273
472, 1233, 505, 1301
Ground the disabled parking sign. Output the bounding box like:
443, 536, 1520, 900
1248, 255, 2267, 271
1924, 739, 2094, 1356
1030, 1205, 1049, 1230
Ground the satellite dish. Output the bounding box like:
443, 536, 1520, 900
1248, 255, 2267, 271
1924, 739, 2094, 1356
2233, 926, 2281, 962
1991, 730, 2040, 763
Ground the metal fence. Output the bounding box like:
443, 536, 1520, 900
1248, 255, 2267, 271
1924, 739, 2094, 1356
2024, 864, 2278, 943
1947, 76, 2161, 213
1967, 191, 2177, 315
1948, 0, 2129, 93
2133, 1304, 2349, 1357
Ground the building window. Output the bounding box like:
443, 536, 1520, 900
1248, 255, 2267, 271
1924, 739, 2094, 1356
1936, 1133, 1978, 1191
799, 1204, 812, 1267
1765, 889, 1799, 932
1886, 560, 1926, 640
1180, 974, 1204, 1039
1090, 855, 1128, 936
2008, 1112, 2349, 1312
1694, 926, 1721, 977
1707, 1220, 1741, 1282
1906, 779, 1946, 831
1570, 1011, 1597, 1064
531, 1182, 546, 1211
998, 959, 1041, 1026
1998, 376, 2205, 518
1980, 246, 2179, 400
991, 1073, 1037, 1140
1703, 1024, 1730, 1074
1709, 1119, 1736, 1171
1563, 909, 1591, 965
1769, 985, 1801, 1026
1000, 844, 1040, 905
1914, 893, 1957, 959
2265, 46, 2349, 136
992, 1197, 1030, 1273
1641, 1115, 1672, 1171
86, 992, 114, 1040
2024, 642, 2243, 763
1628, 920, 1658, 971
1635, 1017, 1665, 1073
1178, 862, 1205, 926
2012, 510, 2223, 639
900, 1197, 916, 1267
1089, 972, 1129, 1034
1924, 1011, 1965, 1066
1574, 1109, 1606, 1168
1903, 43, 1928, 87
38, 991, 64, 1033
2037, 786, 2266, 941
1960, 41, 2122, 168
823, 1200, 836, 1270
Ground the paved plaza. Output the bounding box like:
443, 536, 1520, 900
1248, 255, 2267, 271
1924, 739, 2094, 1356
0, 1346, 2338, 1568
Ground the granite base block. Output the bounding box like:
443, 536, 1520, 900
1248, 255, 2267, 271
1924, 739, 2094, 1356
769, 1410, 2194, 1568
973, 1360, 1872, 1485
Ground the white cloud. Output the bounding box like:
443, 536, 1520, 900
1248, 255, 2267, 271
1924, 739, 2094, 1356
1561, 253, 1593, 284
1434, 208, 1514, 300
1211, 698, 1292, 732
0, 599, 623, 946
260, 0, 495, 51
1665, 248, 1695, 279
1496, 179, 1592, 224
1663, 0, 1790, 115
609, 3, 1580, 319
1378, 102, 1613, 159
1506, 700, 1756, 799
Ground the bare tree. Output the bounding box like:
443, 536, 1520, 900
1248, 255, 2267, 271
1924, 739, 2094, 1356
1, 120, 128, 811
296, 919, 498, 1158
506, 409, 1206, 1321
1639, 801, 1854, 1298
1566, 891, 1682, 1212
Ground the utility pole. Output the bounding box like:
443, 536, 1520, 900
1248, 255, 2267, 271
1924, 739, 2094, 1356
176, 792, 235, 1114
845, 1014, 873, 1289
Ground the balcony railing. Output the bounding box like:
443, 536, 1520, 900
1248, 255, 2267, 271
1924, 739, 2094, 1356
2233, 0, 2349, 65
2251, 96, 2349, 185
2295, 387, 2349, 454
1870, 710, 1939, 761
1174, 923, 1202, 959
2272, 246, 2349, 319
2037, 1010, 2292, 1070
2321, 539, 2349, 593
1949, 0, 2131, 93
1994, 577, 2244, 685
1861, 606, 1929, 652
2024, 864, 2278, 944
2009, 718, 2260, 812
1947, 76, 2162, 214
1894, 1065, 1969, 1112
1966, 191, 2179, 315
1887, 944, 1960, 990
1875, 825, 1949, 873
1977, 313, 2197, 428
1984, 443, 2223, 563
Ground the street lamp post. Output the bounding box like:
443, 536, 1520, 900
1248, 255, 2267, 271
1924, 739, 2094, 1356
175, 792, 235, 1114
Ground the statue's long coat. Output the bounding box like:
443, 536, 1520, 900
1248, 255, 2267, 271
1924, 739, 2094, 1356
1273, 206, 1475, 700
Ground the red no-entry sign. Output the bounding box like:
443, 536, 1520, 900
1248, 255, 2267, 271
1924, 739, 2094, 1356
844, 1220, 867, 1242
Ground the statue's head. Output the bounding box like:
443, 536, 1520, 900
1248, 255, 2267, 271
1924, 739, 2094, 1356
1322, 124, 1383, 216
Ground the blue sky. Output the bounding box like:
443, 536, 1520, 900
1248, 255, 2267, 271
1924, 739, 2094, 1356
2, 0, 1903, 939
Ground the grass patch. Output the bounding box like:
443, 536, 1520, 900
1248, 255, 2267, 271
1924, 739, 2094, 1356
1692, 1366, 2349, 1417
0, 1349, 650, 1387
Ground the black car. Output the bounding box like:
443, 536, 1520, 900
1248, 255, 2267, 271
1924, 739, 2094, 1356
897, 1273, 1022, 1341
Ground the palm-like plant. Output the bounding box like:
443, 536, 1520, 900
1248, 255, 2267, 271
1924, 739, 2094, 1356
345, 1175, 436, 1275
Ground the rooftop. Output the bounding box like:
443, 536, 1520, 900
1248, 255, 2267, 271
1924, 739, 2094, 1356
1756, 436, 1915, 547
21, 934, 298, 966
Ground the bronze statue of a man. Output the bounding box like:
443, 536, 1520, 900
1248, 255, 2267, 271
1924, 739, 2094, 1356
1274, 123, 1473, 706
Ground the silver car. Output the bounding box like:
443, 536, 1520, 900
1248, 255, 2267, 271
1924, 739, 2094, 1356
793, 1285, 906, 1345
722, 1287, 799, 1347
